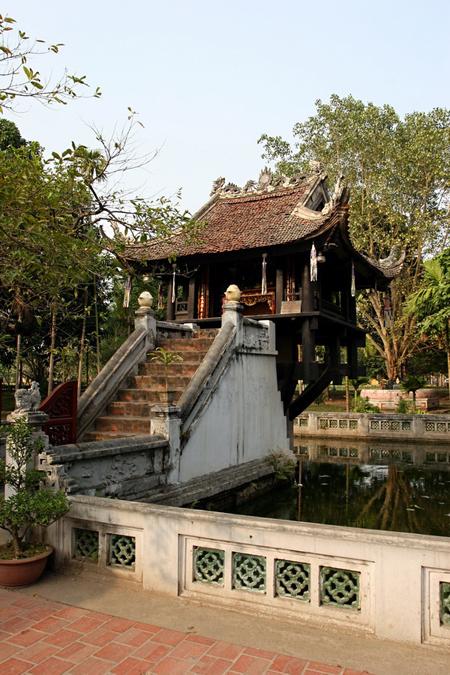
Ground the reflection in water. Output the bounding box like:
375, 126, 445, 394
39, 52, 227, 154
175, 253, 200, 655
229, 441, 450, 537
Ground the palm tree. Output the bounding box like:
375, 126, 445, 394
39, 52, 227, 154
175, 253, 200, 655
406, 250, 450, 401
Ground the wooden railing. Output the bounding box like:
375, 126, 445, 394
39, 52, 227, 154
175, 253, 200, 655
40, 381, 78, 445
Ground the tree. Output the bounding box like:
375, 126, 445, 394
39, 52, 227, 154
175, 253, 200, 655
406, 249, 450, 399
259, 95, 450, 379
0, 119, 195, 392
0, 14, 100, 113
0, 119, 25, 149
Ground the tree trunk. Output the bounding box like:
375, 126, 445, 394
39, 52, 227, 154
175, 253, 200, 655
94, 278, 101, 375
77, 288, 88, 400
15, 333, 22, 391
363, 286, 420, 381
447, 347, 450, 404
345, 376, 350, 412
47, 304, 57, 396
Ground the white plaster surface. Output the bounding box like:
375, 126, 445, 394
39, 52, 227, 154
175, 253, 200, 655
176, 315, 289, 482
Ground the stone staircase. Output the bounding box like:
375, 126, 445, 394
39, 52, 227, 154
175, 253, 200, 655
82, 331, 217, 442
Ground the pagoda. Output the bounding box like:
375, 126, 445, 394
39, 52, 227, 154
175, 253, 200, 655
122, 166, 402, 417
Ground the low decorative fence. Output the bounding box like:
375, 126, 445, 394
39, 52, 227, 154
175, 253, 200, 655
48, 494, 450, 647
295, 412, 450, 442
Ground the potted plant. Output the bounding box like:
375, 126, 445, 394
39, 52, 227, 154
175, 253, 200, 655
0, 416, 69, 586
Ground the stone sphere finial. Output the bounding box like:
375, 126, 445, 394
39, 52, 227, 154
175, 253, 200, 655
225, 284, 241, 302
138, 291, 153, 308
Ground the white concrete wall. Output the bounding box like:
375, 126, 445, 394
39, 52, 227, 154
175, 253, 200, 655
179, 349, 289, 482
48, 495, 450, 648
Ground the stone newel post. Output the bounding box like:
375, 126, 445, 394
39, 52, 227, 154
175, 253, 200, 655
222, 284, 244, 342
135, 291, 157, 349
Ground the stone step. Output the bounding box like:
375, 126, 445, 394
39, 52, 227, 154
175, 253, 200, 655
131, 373, 196, 389
108, 401, 153, 416
157, 338, 214, 351
134, 369, 192, 391
117, 388, 183, 403
117, 388, 156, 402
139, 363, 199, 376
109, 389, 184, 412
82, 430, 138, 442
132, 374, 192, 388
95, 416, 151, 434
144, 353, 205, 367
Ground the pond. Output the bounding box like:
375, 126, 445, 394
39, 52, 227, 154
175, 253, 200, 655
227, 440, 450, 537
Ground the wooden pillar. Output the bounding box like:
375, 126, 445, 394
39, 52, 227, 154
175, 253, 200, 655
348, 295, 357, 323
197, 265, 209, 319
275, 268, 283, 313
301, 260, 313, 312
166, 274, 175, 321
343, 286, 356, 322
347, 334, 358, 378
301, 261, 315, 383
187, 277, 196, 319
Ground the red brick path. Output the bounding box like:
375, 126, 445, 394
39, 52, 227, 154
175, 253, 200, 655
0, 588, 371, 674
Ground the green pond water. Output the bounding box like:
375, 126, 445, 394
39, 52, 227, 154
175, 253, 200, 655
228, 441, 450, 537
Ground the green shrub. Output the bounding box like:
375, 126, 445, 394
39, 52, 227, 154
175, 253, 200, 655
352, 396, 380, 413
267, 450, 296, 482
396, 398, 411, 414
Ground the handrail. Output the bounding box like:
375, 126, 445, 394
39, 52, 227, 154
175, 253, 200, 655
156, 320, 194, 333
77, 325, 150, 440
178, 321, 236, 425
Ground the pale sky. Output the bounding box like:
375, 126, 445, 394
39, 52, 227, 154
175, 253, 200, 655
7, 0, 450, 212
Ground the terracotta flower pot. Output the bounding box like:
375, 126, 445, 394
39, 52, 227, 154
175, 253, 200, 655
0, 546, 53, 587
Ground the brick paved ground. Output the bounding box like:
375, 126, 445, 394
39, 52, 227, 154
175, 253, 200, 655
0, 588, 371, 675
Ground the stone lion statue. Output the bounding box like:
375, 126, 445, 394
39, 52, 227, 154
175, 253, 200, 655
14, 381, 41, 413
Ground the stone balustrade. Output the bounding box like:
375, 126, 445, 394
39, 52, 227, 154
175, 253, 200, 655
47, 494, 450, 647
295, 412, 450, 442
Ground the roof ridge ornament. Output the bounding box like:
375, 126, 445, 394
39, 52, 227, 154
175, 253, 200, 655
258, 167, 272, 190
321, 173, 345, 215
210, 167, 322, 199
378, 245, 405, 269
210, 177, 225, 196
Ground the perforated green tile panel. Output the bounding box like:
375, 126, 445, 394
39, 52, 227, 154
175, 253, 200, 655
73, 528, 99, 562
109, 534, 136, 568
193, 547, 225, 586
440, 582, 450, 626
232, 552, 266, 593
320, 566, 360, 610
275, 559, 310, 601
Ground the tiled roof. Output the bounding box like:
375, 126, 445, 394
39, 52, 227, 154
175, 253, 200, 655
122, 176, 403, 283
123, 181, 332, 262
